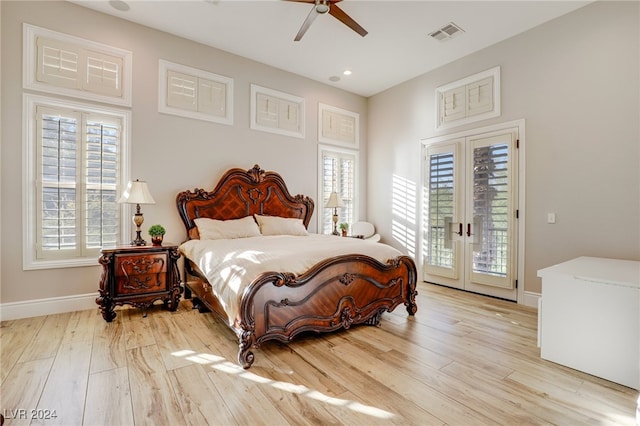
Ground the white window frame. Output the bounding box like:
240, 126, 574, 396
23, 94, 131, 270
250, 84, 305, 139
158, 60, 234, 125
23, 24, 133, 107
318, 103, 359, 148
435, 66, 500, 130
317, 144, 359, 234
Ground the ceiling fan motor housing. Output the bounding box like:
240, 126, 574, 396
315, 0, 330, 14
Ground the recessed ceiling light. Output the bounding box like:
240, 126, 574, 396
343, 70, 352, 76
329, 76, 341, 82
109, 0, 130, 12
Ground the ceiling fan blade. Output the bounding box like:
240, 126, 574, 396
294, 5, 319, 41
329, 3, 367, 37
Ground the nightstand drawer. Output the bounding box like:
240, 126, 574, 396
115, 253, 167, 295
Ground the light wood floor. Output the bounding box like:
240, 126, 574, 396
1, 282, 637, 425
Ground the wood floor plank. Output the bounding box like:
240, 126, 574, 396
32, 341, 92, 425
123, 317, 156, 350
349, 323, 454, 371
260, 341, 351, 397
507, 369, 637, 425
61, 309, 98, 344
0, 316, 46, 385
328, 337, 498, 425
0, 357, 54, 426
204, 363, 291, 425
126, 344, 187, 426
168, 364, 237, 426
290, 336, 445, 425
83, 367, 134, 426
227, 340, 349, 426
89, 319, 127, 374
149, 315, 200, 371
17, 313, 69, 363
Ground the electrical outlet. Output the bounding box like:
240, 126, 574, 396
547, 213, 556, 224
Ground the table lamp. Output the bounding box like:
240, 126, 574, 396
118, 179, 155, 246
325, 192, 344, 236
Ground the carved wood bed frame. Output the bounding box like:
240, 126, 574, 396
176, 164, 418, 368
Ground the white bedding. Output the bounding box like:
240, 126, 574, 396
179, 234, 403, 326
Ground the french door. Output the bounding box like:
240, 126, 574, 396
423, 128, 519, 300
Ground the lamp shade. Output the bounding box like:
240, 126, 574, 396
325, 192, 344, 208
118, 179, 156, 204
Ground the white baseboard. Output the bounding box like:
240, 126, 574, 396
0, 293, 98, 321
522, 290, 541, 309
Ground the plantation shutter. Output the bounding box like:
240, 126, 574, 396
36, 106, 121, 259
466, 77, 493, 117
278, 100, 301, 132
426, 151, 456, 269
471, 143, 510, 277
321, 150, 355, 234
167, 70, 198, 111
83, 49, 123, 97
339, 156, 355, 229
84, 115, 120, 251
198, 78, 226, 117
37, 106, 80, 258
440, 86, 466, 124
36, 37, 81, 90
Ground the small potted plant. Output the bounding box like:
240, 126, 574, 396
339, 222, 349, 237
148, 224, 166, 246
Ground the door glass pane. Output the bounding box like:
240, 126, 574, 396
472, 143, 509, 276
427, 152, 455, 268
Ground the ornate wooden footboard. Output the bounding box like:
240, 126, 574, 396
237, 254, 417, 368
177, 165, 418, 368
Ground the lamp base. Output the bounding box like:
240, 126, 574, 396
131, 230, 146, 246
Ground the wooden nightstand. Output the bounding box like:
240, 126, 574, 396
96, 244, 182, 322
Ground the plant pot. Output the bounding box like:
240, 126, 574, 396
151, 236, 163, 246
341, 229, 347, 237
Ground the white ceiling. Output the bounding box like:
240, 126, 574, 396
70, 0, 590, 97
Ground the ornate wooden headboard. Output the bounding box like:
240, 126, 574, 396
176, 164, 315, 239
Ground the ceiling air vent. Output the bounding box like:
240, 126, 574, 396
429, 22, 465, 41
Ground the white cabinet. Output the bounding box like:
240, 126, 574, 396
538, 257, 639, 390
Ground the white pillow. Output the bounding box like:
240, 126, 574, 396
254, 215, 308, 236
194, 216, 261, 240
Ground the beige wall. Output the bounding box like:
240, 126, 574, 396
0, 1, 367, 303
368, 1, 640, 294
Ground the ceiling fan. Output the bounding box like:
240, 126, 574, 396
286, 0, 368, 41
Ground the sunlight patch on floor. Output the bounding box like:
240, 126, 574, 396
171, 349, 396, 419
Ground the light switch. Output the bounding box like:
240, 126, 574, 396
547, 213, 556, 224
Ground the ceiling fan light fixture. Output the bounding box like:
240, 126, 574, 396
315, 0, 330, 14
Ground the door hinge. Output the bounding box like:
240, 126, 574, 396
515, 279, 518, 289
516, 139, 520, 149
515, 209, 519, 219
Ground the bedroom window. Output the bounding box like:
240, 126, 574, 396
23, 95, 130, 270
318, 146, 357, 234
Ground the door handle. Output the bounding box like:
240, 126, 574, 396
467, 223, 472, 237
456, 223, 463, 236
